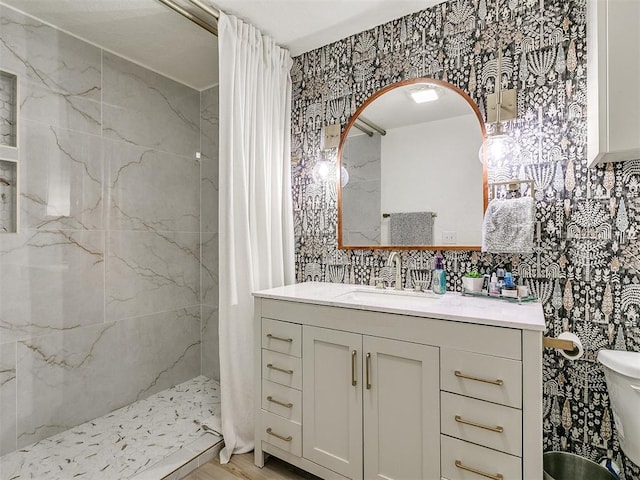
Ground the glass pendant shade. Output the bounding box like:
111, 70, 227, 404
312, 158, 350, 187
340, 165, 349, 187
478, 124, 519, 168
312, 159, 335, 183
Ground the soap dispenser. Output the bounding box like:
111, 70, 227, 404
431, 255, 447, 295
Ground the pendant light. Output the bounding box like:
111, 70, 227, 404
312, 148, 349, 187
478, 38, 519, 168
479, 120, 519, 167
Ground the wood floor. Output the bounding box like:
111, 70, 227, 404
183, 452, 322, 480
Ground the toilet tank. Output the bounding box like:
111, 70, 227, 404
597, 349, 640, 467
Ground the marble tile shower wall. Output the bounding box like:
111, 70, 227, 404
341, 133, 381, 245
0, 5, 211, 456
291, 0, 640, 476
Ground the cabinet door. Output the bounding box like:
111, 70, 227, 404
303, 326, 363, 480
363, 337, 440, 480
587, 0, 640, 166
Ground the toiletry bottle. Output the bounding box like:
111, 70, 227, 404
502, 272, 518, 298
489, 273, 499, 296
482, 274, 490, 294
504, 272, 514, 288
496, 268, 505, 291
432, 255, 447, 295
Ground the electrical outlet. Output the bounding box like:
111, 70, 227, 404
442, 231, 457, 244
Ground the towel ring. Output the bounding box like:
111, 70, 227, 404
490, 179, 535, 199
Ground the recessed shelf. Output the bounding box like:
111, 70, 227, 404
0, 159, 17, 233
0, 70, 17, 149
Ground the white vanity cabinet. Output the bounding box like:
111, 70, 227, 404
301, 326, 362, 479
362, 336, 440, 480
302, 326, 439, 480
587, 0, 640, 167
259, 318, 303, 457
253, 283, 544, 480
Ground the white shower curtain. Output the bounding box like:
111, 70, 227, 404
217, 12, 295, 463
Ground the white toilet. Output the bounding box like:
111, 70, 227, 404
598, 349, 640, 466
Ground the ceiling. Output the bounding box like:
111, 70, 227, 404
348, 82, 477, 138
0, 0, 439, 91
211, 0, 437, 57
363, 83, 476, 130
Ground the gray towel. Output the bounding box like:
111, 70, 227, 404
482, 197, 535, 253
389, 212, 434, 245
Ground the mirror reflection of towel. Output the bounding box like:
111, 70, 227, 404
389, 212, 434, 245
482, 197, 535, 253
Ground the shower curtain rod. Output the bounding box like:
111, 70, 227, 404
157, 0, 219, 36
186, 0, 219, 20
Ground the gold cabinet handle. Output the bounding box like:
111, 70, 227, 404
366, 352, 372, 390
351, 350, 357, 386
266, 363, 294, 374
455, 460, 503, 480
266, 396, 293, 408
266, 333, 293, 343
455, 415, 504, 433
454, 370, 504, 386
266, 427, 292, 442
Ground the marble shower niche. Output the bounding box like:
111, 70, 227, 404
0, 159, 16, 233
0, 69, 17, 233
0, 70, 17, 148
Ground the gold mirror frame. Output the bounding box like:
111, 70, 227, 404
337, 77, 488, 251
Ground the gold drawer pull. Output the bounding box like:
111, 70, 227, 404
455, 370, 504, 386
266, 363, 294, 374
266, 333, 293, 343
455, 460, 503, 480
267, 396, 293, 408
266, 427, 292, 442
351, 350, 357, 386
455, 415, 504, 433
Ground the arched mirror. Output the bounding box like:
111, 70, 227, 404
338, 78, 488, 250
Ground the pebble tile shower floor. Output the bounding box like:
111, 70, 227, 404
0, 376, 222, 480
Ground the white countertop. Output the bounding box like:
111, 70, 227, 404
254, 282, 546, 331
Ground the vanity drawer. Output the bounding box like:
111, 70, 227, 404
441, 435, 522, 480
441, 348, 522, 408
262, 318, 302, 357
261, 380, 302, 423
441, 392, 522, 456
261, 410, 302, 457
262, 350, 302, 390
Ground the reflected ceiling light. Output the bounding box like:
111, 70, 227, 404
408, 86, 439, 104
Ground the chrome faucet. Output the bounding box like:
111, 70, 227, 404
387, 251, 403, 290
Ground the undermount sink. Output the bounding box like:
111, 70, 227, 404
335, 287, 441, 308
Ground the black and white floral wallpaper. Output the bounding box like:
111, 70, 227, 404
290, 0, 640, 476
